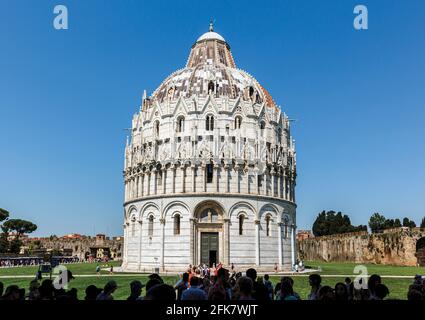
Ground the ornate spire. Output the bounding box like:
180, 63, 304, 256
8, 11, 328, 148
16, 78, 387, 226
209, 20, 214, 32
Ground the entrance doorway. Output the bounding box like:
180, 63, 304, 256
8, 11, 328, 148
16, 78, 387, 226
201, 232, 219, 267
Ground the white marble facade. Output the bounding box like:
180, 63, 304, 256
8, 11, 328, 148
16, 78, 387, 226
122, 24, 297, 272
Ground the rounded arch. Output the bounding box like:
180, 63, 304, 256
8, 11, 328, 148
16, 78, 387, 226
139, 202, 160, 220
193, 200, 226, 219
126, 205, 138, 220
236, 211, 249, 219
171, 211, 182, 218
163, 201, 190, 219
258, 203, 279, 220
281, 212, 291, 224
176, 114, 185, 133
228, 201, 257, 220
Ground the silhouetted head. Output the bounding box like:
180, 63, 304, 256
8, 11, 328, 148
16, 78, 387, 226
145, 278, 161, 292
130, 280, 144, 296
144, 284, 176, 301
368, 274, 381, 294
335, 282, 348, 300
246, 268, 257, 281
85, 285, 102, 300
236, 276, 253, 297
375, 283, 389, 300
309, 274, 322, 287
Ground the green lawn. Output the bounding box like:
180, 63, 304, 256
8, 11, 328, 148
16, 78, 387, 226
0, 260, 122, 277
0, 260, 421, 300
304, 260, 425, 276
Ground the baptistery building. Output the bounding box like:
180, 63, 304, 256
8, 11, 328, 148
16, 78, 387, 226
122, 24, 297, 272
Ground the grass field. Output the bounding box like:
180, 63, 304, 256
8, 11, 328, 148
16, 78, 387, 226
1, 260, 423, 300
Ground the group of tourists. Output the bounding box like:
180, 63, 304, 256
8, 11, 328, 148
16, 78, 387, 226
0, 256, 80, 268
1, 265, 424, 301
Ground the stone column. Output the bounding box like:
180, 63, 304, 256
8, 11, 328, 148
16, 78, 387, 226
160, 218, 166, 271
153, 168, 157, 195
191, 165, 196, 193
223, 218, 230, 265
283, 171, 287, 200
141, 172, 145, 197
138, 220, 143, 270
147, 170, 151, 196
263, 171, 267, 196
278, 222, 283, 269
202, 164, 206, 192
189, 218, 196, 265
181, 165, 185, 193
122, 223, 127, 266
214, 164, 219, 192
172, 164, 176, 194
162, 168, 166, 194
138, 175, 143, 197
290, 223, 296, 269
255, 219, 260, 266
271, 168, 276, 197
277, 171, 282, 198
224, 164, 230, 193
254, 168, 259, 195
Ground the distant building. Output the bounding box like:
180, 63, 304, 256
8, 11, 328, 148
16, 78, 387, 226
7, 233, 29, 241
297, 230, 313, 242
21, 234, 123, 261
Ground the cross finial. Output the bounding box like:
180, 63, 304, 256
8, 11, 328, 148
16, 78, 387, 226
209, 20, 214, 32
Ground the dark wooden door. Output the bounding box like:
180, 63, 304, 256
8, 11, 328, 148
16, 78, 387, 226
201, 232, 219, 266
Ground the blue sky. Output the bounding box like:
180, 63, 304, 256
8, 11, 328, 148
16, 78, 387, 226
0, 0, 424, 236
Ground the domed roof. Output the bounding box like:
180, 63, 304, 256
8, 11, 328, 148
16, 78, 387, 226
196, 31, 225, 42
149, 24, 276, 108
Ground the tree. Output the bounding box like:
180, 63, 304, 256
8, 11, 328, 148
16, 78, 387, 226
420, 217, 425, 229
312, 210, 366, 236
3, 219, 37, 238
369, 212, 386, 233
394, 218, 402, 228
0, 208, 10, 253
2, 219, 37, 254
0, 208, 9, 222
402, 217, 416, 228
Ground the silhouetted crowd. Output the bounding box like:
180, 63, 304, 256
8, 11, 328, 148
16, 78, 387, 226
0, 257, 80, 268
0, 267, 424, 301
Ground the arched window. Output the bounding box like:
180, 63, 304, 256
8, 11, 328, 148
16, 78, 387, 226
176, 116, 185, 133
260, 121, 265, 130
235, 116, 242, 129
173, 214, 181, 235
249, 86, 255, 99
148, 215, 154, 236
208, 81, 215, 94
206, 163, 213, 183
206, 115, 214, 131
154, 120, 160, 137
266, 215, 271, 237
239, 215, 244, 235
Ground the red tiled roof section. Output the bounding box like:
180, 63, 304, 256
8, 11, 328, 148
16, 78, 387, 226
258, 83, 278, 110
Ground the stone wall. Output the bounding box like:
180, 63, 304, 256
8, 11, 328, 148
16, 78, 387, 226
22, 235, 123, 261
298, 228, 425, 266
